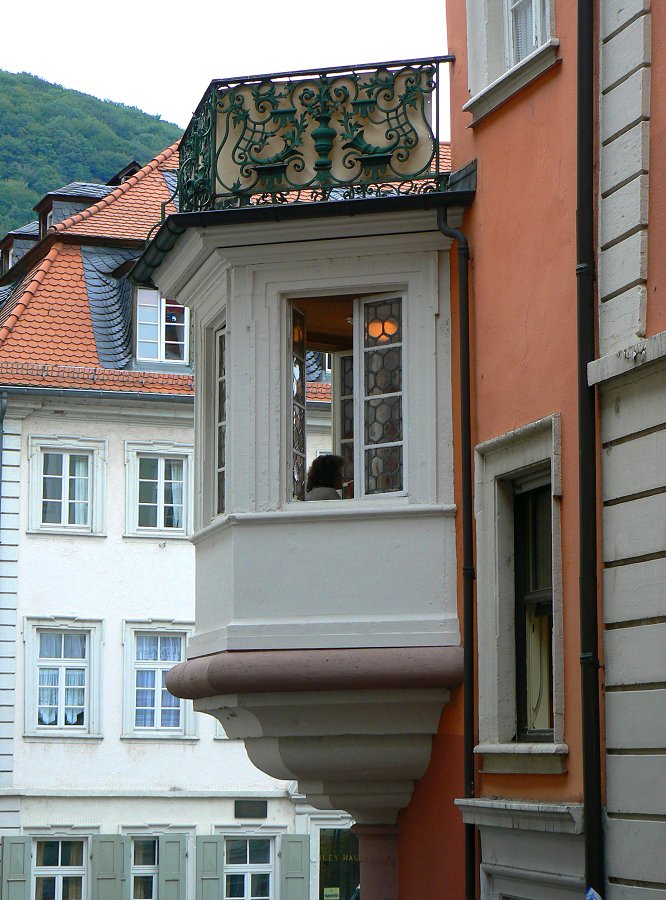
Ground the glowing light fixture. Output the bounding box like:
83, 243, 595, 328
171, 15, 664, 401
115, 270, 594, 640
367, 317, 399, 343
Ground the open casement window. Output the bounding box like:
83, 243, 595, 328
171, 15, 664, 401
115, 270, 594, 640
290, 293, 405, 501
135, 288, 190, 365
505, 0, 549, 66
513, 472, 554, 741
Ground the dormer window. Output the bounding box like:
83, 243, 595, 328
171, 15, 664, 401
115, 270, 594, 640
291, 294, 405, 501
135, 288, 190, 365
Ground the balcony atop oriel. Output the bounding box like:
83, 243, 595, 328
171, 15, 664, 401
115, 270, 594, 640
177, 57, 453, 212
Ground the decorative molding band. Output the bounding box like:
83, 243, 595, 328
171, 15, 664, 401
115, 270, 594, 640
589, 328, 666, 385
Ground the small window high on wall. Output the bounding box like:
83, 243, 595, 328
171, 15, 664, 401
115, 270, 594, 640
290, 293, 405, 501
136, 288, 190, 364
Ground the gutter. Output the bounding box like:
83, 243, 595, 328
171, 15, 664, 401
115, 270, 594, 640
437, 206, 476, 900
0, 386, 193, 404
576, 0, 604, 893
131, 178, 477, 287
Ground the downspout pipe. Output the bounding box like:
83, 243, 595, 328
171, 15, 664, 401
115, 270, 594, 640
437, 207, 476, 900
0, 392, 7, 546
577, 0, 604, 893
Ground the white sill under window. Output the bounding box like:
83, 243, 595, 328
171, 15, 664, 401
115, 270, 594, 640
463, 39, 561, 124
474, 741, 568, 775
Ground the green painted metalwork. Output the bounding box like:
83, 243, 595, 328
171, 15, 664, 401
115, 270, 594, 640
177, 58, 451, 212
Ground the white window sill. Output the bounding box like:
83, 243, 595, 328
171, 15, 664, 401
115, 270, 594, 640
474, 741, 568, 774
122, 531, 190, 540
463, 39, 561, 124
24, 732, 103, 741
26, 529, 106, 538
120, 733, 198, 742
455, 797, 583, 834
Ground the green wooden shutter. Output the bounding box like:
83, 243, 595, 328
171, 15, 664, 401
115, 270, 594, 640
158, 833, 187, 900
280, 834, 310, 900
1, 836, 30, 900
91, 835, 129, 900
196, 835, 224, 900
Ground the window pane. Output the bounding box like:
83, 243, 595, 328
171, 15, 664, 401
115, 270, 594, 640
164, 459, 183, 482
164, 341, 185, 361
63, 633, 86, 659
226, 839, 247, 865
139, 457, 159, 481
68, 501, 89, 526
364, 396, 402, 446
525, 603, 554, 731
63, 878, 83, 900
35, 877, 56, 900
134, 838, 157, 866
43, 476, 63, 500
68, 454, 89, 480
138, 505, 158, 528
226, 874, 246, 898
251, 872, 270, 899
364, 298, 402, 347
138, 323, 158, 341
43, 453, 63, 476
364, 347, 402, 396
248, 838, 270, 864
135, 708, 155, 727
139, 480, 158, 503
37, 840, 59, 866
159, 636, 182, 662
512, 0, 535, 61
40, 633, 62, 658
133, 876, 154, 899
61, 841, 84, 866
137, 635, 159, 660
365, 445, 403, 494
138, 341, 159, 360
42, 501, 62, 524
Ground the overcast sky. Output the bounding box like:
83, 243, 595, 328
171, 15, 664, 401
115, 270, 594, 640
1, 1, 450, 132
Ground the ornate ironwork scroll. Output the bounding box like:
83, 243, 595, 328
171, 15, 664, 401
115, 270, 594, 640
178, 58, 449, 212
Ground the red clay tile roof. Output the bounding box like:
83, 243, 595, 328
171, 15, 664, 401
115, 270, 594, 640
0, 145, 193, 396
306, 382, 331, 402
0, 362, 193, 395
53, 143, 180, 241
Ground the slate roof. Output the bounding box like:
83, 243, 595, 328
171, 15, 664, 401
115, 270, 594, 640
43, 182, 115, 201
8, 221, 40, 237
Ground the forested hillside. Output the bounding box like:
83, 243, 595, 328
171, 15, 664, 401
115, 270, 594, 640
0, 70, 182, 236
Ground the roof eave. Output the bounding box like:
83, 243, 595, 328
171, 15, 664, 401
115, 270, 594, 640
131, 179, 476, 287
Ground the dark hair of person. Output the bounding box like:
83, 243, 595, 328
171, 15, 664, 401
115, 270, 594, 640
306, 454, 344, 492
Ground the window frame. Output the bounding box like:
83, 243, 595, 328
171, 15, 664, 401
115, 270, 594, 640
289, 292, 408, 504
124, 441, 193, 538
503, 0, 548, 69
463, 0, 558, 123
473, 415, 565, 773
32, 837, 87, 900
222, 835, 275, 900
135, 287, 191, 366
24, 618, 102, 739
28, 436, 107, 536
122, 621, 196, 740
131, 836, 159, 900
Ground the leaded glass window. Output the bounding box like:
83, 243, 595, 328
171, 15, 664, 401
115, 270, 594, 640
216, 327, 227, 515
291, 306, 307, 500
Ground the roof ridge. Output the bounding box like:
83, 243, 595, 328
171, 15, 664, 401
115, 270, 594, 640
53, 141, 180, 235
0, 244, 61, 344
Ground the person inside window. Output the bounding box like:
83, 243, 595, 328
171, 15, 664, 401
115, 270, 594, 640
305, 454, 344, 500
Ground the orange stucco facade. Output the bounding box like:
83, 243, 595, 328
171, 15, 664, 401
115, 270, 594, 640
400, 1, 592, 894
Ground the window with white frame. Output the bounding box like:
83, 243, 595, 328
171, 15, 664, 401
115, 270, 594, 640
123, 623, 195, 738
290, 293, 405, 501
473, 415, 564, 772
505, 0, 549, 67
33, 838, 86, 900
224, 837, 273, 900
464, 0, 556, 121
124, 442, 193, 537
135, 287, 190, 365
29, 436, 106, 535
25, 619, 102, 738
131, 837, 159, 899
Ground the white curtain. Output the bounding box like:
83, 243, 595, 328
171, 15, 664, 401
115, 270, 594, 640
38, 668, 59, 725
68, 454, 89, 526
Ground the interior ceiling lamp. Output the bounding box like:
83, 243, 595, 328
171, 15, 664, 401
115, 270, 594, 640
367, 317, 399, 343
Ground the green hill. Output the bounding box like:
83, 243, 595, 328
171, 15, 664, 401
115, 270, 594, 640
0, 70, 182, 237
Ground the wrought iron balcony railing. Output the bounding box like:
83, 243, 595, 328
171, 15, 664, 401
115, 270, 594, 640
177, 57, 453, 212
